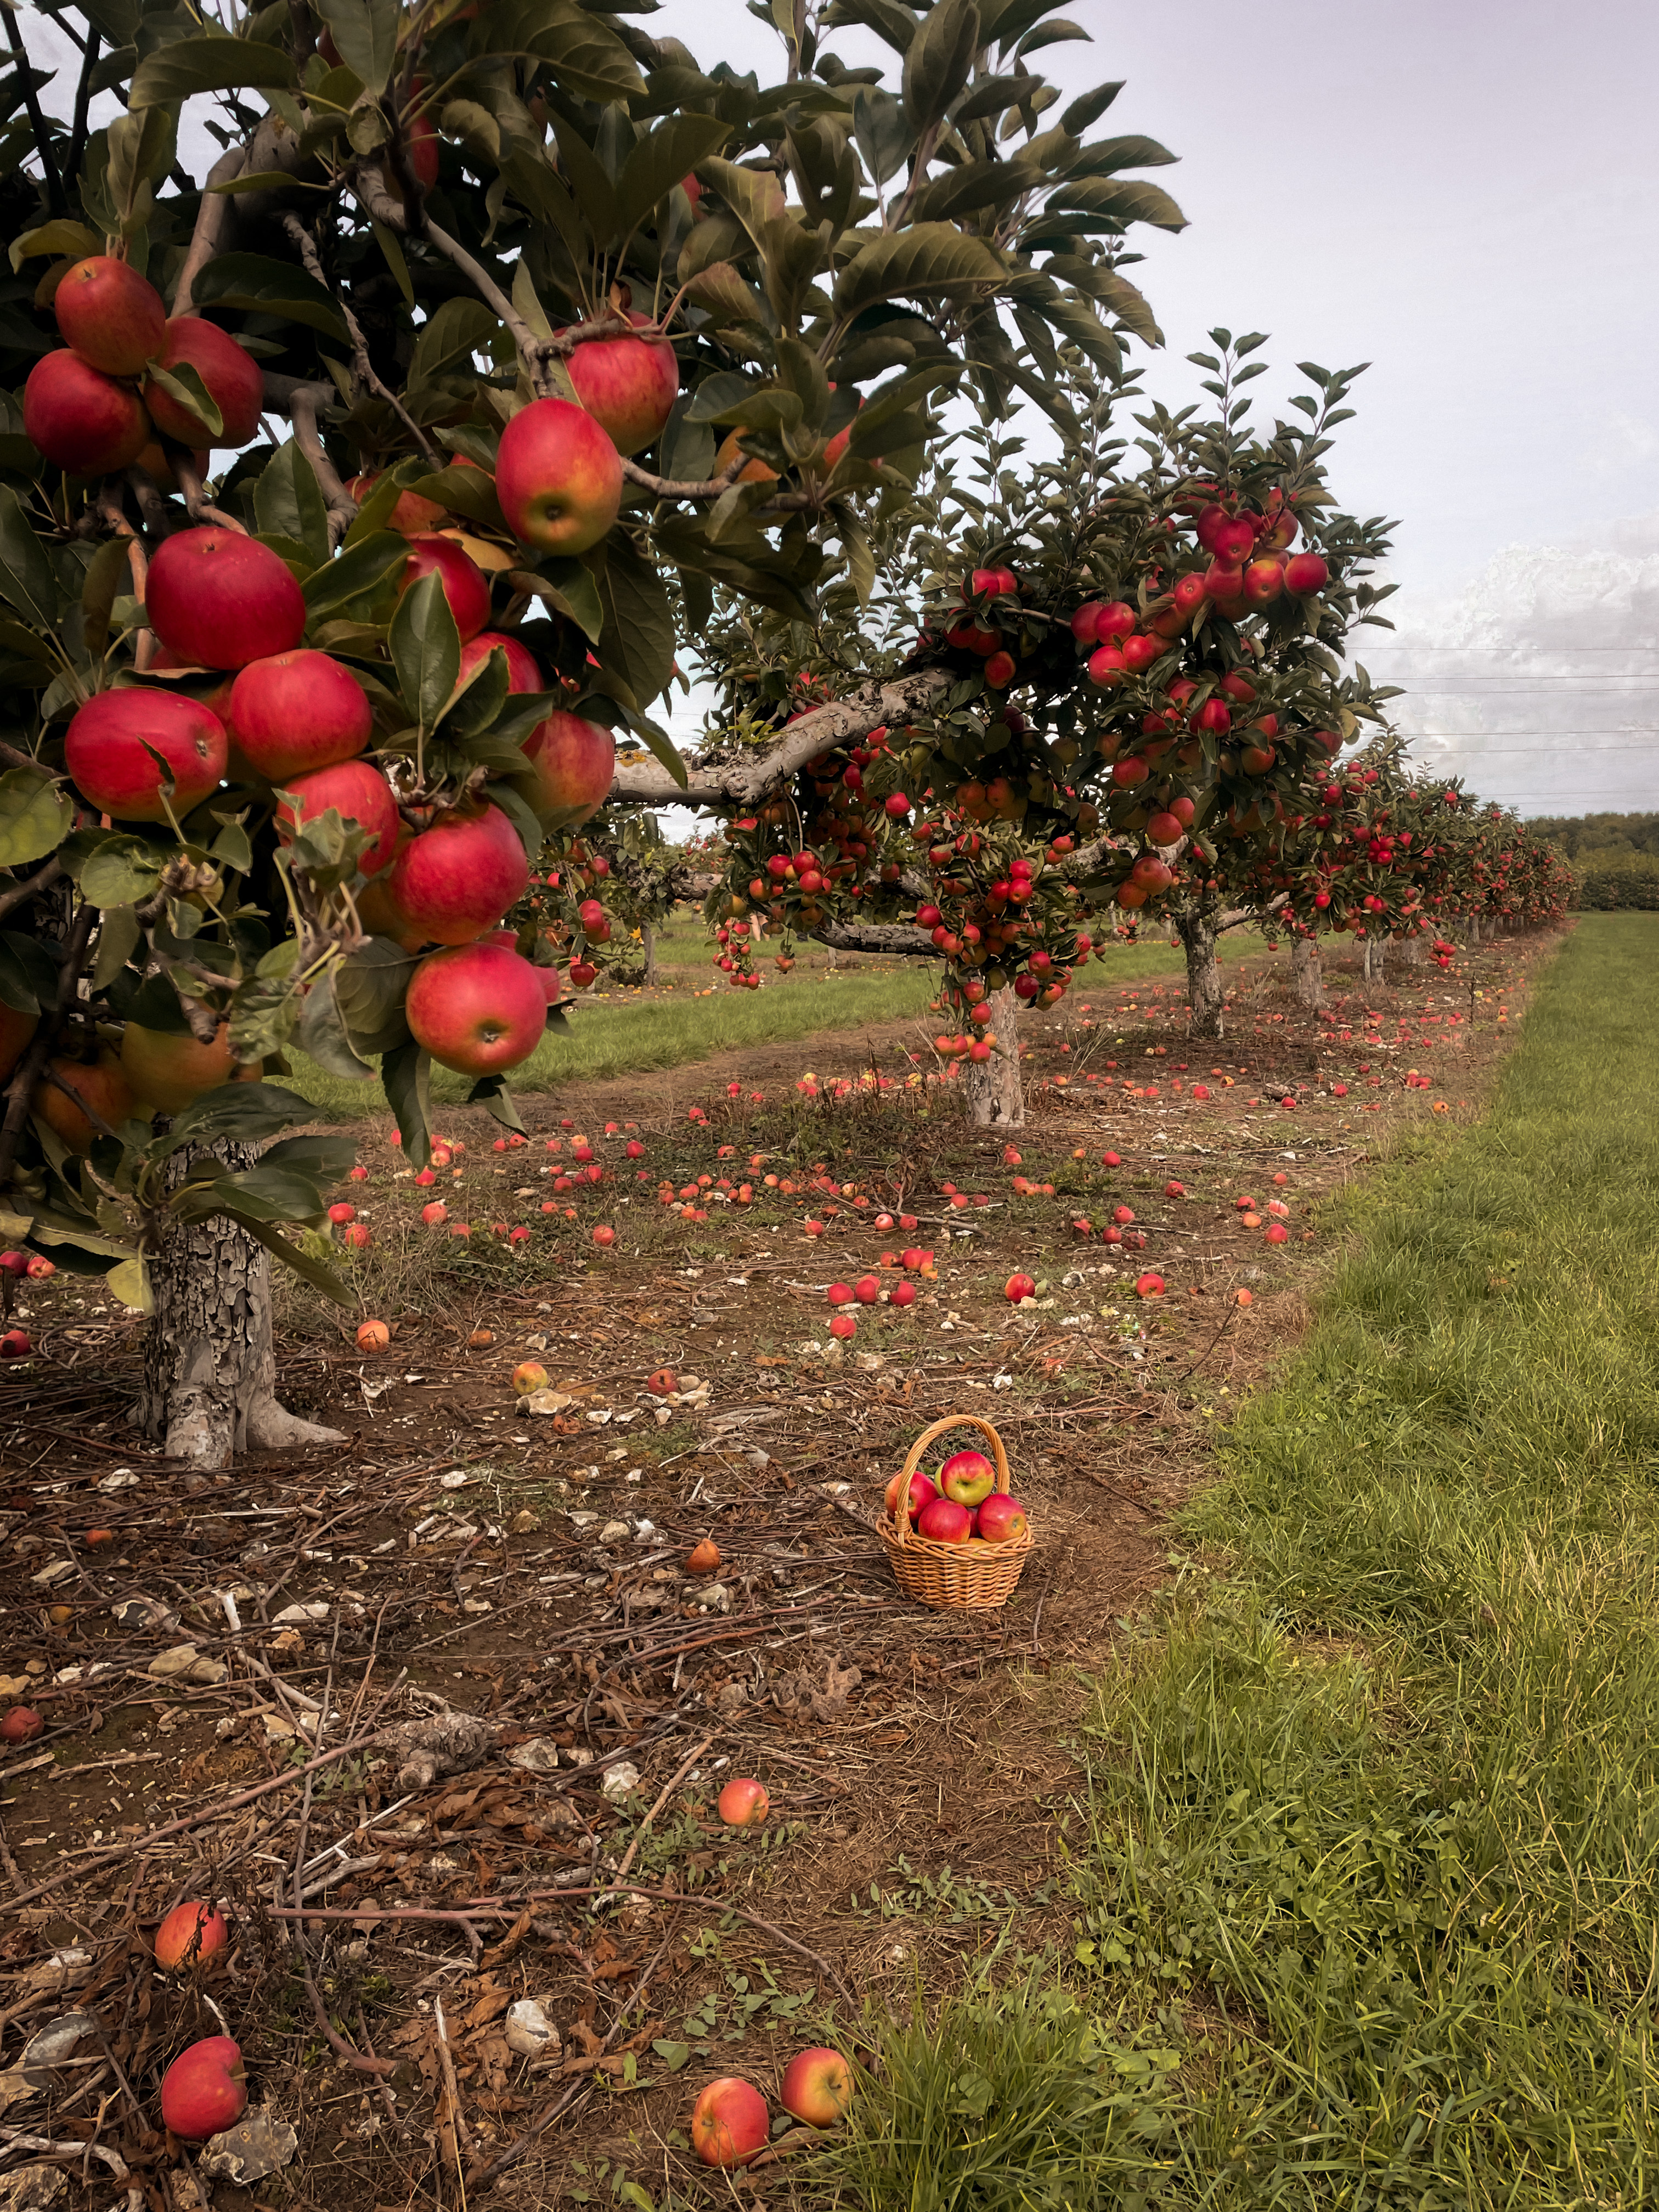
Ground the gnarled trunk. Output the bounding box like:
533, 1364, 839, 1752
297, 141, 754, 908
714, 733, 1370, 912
1290, 936, 1325, 1008
963, 986, 1024, 1126
140, 1137, 343, 1468
1176, 910, 1224, 1038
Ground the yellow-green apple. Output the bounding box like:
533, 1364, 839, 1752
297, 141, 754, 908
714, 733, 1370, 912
405, 942, 548, 1075
512, 1360, 549, 1392
24, 349, 150, 474
939, 1449, 996, 1508
65, 689, 228, 822
33, 1051, 136, 1154
690, 2077, 769, 2168
460, 629, 541, 693
716, 1776, 768, 1826
884, 1468, 936, 1521
0, 1003, 37, 1085
145, 527, 306, 670
398, 533, 490, 641
780, 2047, 853, 2128
54, 256, 166, 375
387, 802, 529, 944
160, 2035, 246, 2140
495, 396, 623, 554
121, 1022, 261, 1113
275, 759, 400, 876
154, 1900, 229, 1969
565, 312, 678, 455
975, 1494, 1027, 1543
227, 650, 371, 782
916, 1496, 972, 1543
145, 317, 263, 447
521, 710, 614, 828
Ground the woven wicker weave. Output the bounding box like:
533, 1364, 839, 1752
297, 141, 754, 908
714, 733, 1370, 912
878, 1414, 1032, 1611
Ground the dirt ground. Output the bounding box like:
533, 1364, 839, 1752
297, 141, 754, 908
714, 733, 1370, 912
0, 933, 1546, 2211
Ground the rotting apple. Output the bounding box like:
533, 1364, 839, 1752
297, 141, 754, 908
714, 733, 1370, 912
512, 1361, 549, 1393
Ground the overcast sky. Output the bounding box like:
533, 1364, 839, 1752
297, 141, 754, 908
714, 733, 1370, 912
22, 0, 1658, 819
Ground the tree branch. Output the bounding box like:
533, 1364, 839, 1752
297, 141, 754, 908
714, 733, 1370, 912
278, 212, 436, 474
620, 455, 747, 502
350, 162, 542, 366
813, 918, 934, 955
0, 855, 63, 925
64, 24, 98, 195
1, 6, 66, 218
262, 370, 360, 545
172, 145, 247, 315
167, 447, 245, 531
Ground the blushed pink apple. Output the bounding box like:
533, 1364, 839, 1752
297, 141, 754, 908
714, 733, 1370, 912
717, 1776, 769, 1826
227, 651, 371, 782
54, 256, 165, 376
388, 803, 530, 944
780, 2046, 853, 2127
275, 759, 400, 876
405, 943, 548, 1075
496, 396, 623, 555
884, 1468, 937, 1521
520, 710, 614, 828
145, 528, 306, 671
65, 689, 227, 821
160, 2035, 246, 2140
566, 312, 678, 455
690, 2076, 769, 2168
24, 348, 150, 474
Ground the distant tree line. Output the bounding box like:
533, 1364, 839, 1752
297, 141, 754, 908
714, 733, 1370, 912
1530, 813, 1659, 910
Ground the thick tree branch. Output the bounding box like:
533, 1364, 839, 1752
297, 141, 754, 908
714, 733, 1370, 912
167, 447, 244, 531
620, 455, 746, 501
0, 855, 63, 925
609, 667, 952, 809
172, 145, 247, 315
814, 919, 935, 955
262, 369, 360, 544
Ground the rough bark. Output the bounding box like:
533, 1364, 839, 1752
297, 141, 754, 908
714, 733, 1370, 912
140, 1137, 344, 1467
640, 923, 659, 986
1290, 936, 1325, 1008
962, 986, 1024, 1126
1400, 934, 1427, 968
1176, 910, 1225, 1037
1362, 936, 1387, 984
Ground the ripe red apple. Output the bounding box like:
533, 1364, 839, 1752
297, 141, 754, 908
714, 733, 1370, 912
275, 759, 400, 876
357, 1318, 391, 1349
717, 1776, 769, 1826
520, 711, 614, 828
388, 803, 529, 944
1210, 515, 1256, 566
24, 349, 150, 475
0, 1328, 31, 1359
690, 2076, 770, 2168
154, 1900, 229, 1970
145, 528, 306, 671
34, 1051, 136, 1153
891, 1279, 917, 1307
399, 534, 491, 642
884, 1468, 937, 1521
1005, 1272, 1036, 1302
917, 1496, 972, 1544
64, 689, 227, 823
939, 1449, 997, 1508
227, 651, 371, 782
1243, 557, 1284, 606
1134, 1271, 1166, 1297
496, 395, 624, 554
566, 312, 678, 455
0, 1707, 43, 1743
121, 1022, 259, 1113
146, 317, 263, 447
976, 1493, 1027, 1543
421, 1200, 448, 1225
1284, 551, 1329, 596
406, 943, 548, 1075
780, 2047, 853, 2128
54, 256, 166, 375
160, 2035, 247, 2140
460, 629, 541, 693
346, 471, 447, 535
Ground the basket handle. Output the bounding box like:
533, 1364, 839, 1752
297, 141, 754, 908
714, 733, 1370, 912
890, 1414, 1012, 1550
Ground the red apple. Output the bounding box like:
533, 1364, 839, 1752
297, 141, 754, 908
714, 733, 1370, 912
145, 528, 306, 671
689, 2076, 770, 2168
566, 312, 678, 455
357, 1318, 390, 1348
388, 803, 530, 944
890, 1279, 916, 1307
1243, 557, 1284, 606
780, 2047, 853, 2128
0, 1707, 43, 1743
346, 471, 447, 537
406, 943, 548, 1075
54, 256, 166, 375
917, 1496, 972, 1544
976, 1493, 1027, 1543
520, 710, 615, 828
63, 688, 226, 823
1004, 1272, 1036, 1302
717, 1776, 769, 1826
884, 1468, 937, 1521
33, 1051, 136, 1154
227, 650, 371, 782
1284, 551, 1329, 595
496, 396, 624, 555
160, 2035, 247, 2140
421, 1200, 448, 1225
24, 348, 150, 475
154, 1900, 229, 1970
134, 439, 212, 495
121, 1022, 259, 1113
275, 759, 400, 876
1135, 1271, 1166, 1297
1, 1329, 31, 1359
145, 317, 263, 447
354, 861, 427, 949
399, 534, 491, 642
460, 629, 541, 693
939, 1449, 997, 1508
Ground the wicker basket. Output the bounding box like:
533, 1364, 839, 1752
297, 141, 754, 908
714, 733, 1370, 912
878, 1414, 1033, 1611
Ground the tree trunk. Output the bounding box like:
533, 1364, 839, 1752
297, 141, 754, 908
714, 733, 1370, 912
1290, 936, 1325, 1008
962, 986, 1024, 1126
1400, 934, 1427, 968
641, 922, 659, 986
1362, 936, 1387, 984
1176, 910, 1224, 1037
139, 1137, 344, 1468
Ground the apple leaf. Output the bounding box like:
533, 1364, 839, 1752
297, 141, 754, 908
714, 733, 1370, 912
380, 1040, 433, 1170
0, 767, 70, 867
191, 251, 348, 339
615, 112, 731, 241
590, 533, 678, 709
466, 1073, 526, 1132
298, 970, 377, 1082
256, 441, 331, 572
900, 0, 979, 133
104, 1255, 151, 1313
831, 225, 1007, 326
302, 529, 409, 623
9, 218, 99, 272
128, 37, 297, 111
389, 567, 460, 733
314, 0, 399, 92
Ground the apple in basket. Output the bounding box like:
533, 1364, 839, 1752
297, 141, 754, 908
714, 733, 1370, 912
939, 1449, 997, 1509
884, 1468, 937, 1521
977, 1494, 1029, 1543
916, 1497, 973, 1544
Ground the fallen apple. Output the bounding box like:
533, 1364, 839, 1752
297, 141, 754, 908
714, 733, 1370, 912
160, 2034, 247, 2140
687, 1538, 720, 1574
356, 1320, 390, 1351
717, 1776, 769, 1826
690, 2075, 770, 2168
890, 1281, 917, 1308
154, 1900, 229, 1970
647, 1367, 678, 1396
0, 1707, 43, 1744
513, 1361, 549, 1393
1005, 1272, 1036, 1303
780, 2046, 853, 2128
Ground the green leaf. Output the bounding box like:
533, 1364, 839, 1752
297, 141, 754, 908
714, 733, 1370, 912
408, 296, 500, 388
104, 1255, 151, 1313
823, 0, 918, 54
302, 529, 409, 623
315, 0, 399, 92
256, 440, 332, 571
695, 155, 786, 249
80, 532, 132, 661
651, 2039, 691, 2073
591, 535, 676, 708
0, 768, 70, 867
191, 251, 348, 339
144, 360, 223, 441
1052, 176, 1186, 230
549, 114, 619, 246
298, 969, 377, 1080
167, 1079, 316, 1148
263, 1133, 361, 1180
9, 218, 99, 273
91, 903, 140, 992
0, 486, 64, 629
371, 216, 414, 307
901, 0, 979, 132
81, 834, 164, 909
832, 224, 1006, 324
406, 461, 504, 532
512, 558, 605, 643
334, 936, 416, 1054
388, 568, 460, 732
1059, 81, 1123, 136
128, 35, 297, 110
852, 87, 914, 189
477, 0, 644, 104
0, 927, 58, 1014
380, 1039, 432, 1169
222, 1208, 351, 1303
618, 712, 686, 790
616, 112, 731, 239
466, 1072, 524, 1131
106, 104, 176, 235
